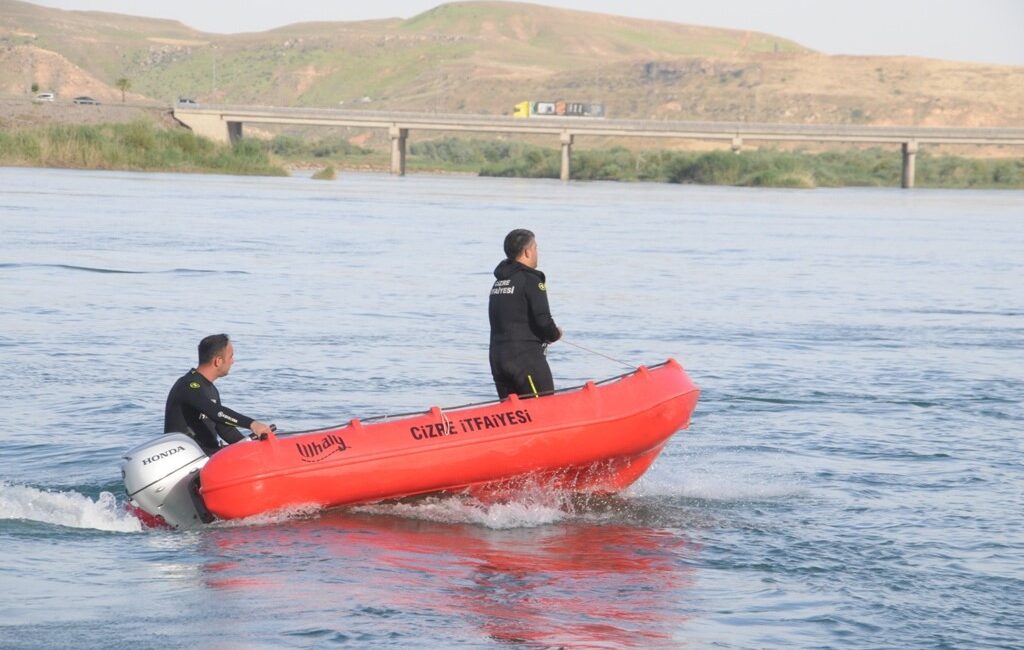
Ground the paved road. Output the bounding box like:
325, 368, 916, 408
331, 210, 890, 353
177, 104, 1024, 145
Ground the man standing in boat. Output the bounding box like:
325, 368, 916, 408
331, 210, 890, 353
489, 229, 563, 399
164, 333, 274, 455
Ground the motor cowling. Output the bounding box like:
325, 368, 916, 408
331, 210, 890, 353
121, 433, 211, 529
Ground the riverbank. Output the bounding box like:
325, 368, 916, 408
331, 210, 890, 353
411, 137, 1024, 189
1, 120, 1021, 188
269, 134, 1024, 188
0, 121, 286, 176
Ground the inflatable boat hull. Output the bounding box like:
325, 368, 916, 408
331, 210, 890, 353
199, 359, 699, 520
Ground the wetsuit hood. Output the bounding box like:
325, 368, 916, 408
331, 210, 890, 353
494, 259, 546, 282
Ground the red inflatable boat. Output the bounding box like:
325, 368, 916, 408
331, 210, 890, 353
197, 359, 699, 520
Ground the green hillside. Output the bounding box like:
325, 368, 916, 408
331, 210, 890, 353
2, 0, 1023, 127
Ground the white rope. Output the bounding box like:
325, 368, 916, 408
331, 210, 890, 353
561, 339, 634, 369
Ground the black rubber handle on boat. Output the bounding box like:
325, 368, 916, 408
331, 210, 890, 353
249, 424, 277, 441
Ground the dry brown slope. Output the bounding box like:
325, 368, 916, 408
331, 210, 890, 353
1, 0, 1022, 128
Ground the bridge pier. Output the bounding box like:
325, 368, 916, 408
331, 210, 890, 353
173, 112, 232, 143
172, 113, 242, 145
560, 131, 573, 181
227, 121, 243, 144
390, 125, 408, 176
901, 140, 918, 189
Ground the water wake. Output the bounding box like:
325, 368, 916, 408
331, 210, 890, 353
355, 494, 569, 529
218, 503, 326, 528
0, 482, 142, 533
633, 465, 805, 502
209, 492, 572, 530
0, 263, 245, 275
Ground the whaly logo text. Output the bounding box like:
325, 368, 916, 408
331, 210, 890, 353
296, 434, 349, 462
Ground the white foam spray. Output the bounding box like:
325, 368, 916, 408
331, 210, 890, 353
217, 502, 325, 528
0, 482, 142, 533
355, 491, 570, 529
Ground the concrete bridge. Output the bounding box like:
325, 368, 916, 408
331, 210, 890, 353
174, 105, 1024, 188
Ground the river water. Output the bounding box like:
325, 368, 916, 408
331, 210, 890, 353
0, 167, 1021, 648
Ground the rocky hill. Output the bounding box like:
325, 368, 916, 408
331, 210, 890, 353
2, 0, 1023, 127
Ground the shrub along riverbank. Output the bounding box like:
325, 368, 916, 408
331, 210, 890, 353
2, 124, 1021, 188
0, 122, 286, 176
404, 137, 1024, 189
265, 134, 1024, 188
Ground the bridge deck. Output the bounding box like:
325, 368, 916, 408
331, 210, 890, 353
175, 105, 1024, 145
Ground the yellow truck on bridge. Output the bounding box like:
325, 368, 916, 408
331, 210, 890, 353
513, 101, 605, 118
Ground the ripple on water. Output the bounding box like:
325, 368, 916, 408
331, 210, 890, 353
2, 170, 1022, 648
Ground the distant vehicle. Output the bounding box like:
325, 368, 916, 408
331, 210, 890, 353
33, 92, 55, 103
72, 96, 100, 105
175, 97, 198, 107
512, 100, 605, 119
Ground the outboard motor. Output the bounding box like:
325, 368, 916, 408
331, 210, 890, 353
121, 433, 212, 529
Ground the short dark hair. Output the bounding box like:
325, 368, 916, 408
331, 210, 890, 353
198, 334, 230, 365
503, 229, 535, 260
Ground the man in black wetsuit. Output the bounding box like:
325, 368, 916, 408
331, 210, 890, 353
164, 333, 273, 455
489, 229, 563, 399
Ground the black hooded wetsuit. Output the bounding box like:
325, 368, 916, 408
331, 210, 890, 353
488, 259, 562, 399
164, 369, 254, 455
